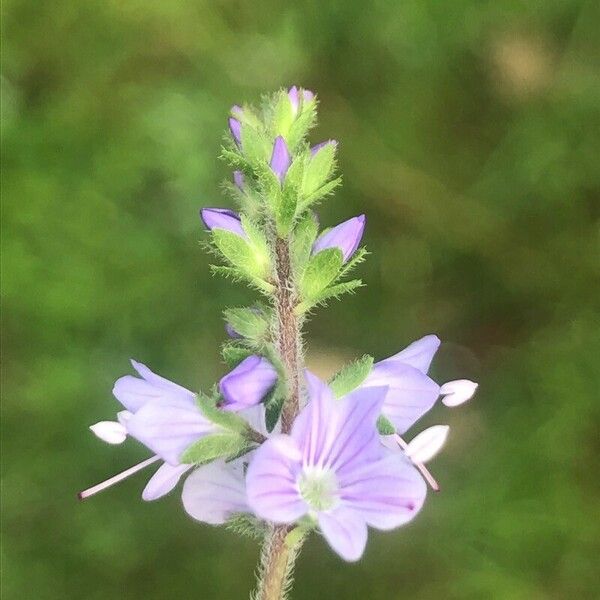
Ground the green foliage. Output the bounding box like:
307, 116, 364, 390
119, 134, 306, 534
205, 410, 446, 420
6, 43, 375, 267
226, 514, 268, 541
377, 415, 396, 436
302, 143, 336, 196
181, 431, 251, 465
291, 212, 319, 275
196, 391, 249, 433
299, 248, 343, 300
223, 307, 269, 341
329, 355, 374, 398
222, 343, 254, 367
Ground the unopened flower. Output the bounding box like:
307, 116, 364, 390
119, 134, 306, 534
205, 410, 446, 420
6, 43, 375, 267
288, 86, 314, 116
246, 372, 426, 561
229, 118, 242, 147
200, 207, 246, 238
312, 215, 366, 263
233, 170, 245, 190
310, 139, 337, 157
361, 335, 441, 434
404, 425, 450, 463
440, 379, 478, 407
269, 136, 291, 182
219, 355, 278, 411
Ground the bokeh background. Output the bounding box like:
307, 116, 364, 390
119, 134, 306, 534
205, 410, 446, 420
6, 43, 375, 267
2, 1, 599, 598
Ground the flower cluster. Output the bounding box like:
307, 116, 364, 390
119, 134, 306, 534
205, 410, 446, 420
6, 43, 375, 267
81, 87, 477, 568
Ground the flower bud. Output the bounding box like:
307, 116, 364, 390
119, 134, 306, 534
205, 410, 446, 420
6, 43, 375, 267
233, 170, 245, 190
270, 136, 291, 182
219, 356, 278, 411
310, 139, 337, 157
288, 86, 314, 116
312, 214, 366, 263
229, 117, 242, 147
200, 208, 246, 238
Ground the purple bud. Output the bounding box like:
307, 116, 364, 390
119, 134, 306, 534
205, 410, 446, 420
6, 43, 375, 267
200, 208, 246, 238
303, 89, 314, 102
219, 356, 278, 411
225, 323, 242, 339
288, 86, 300, 114
233, 170, 245, 190
312, 214, 366, 263
231, 105, 243, 117
269, 136, 291, 183
310, 139, 338, 157
229, 117, 242, 147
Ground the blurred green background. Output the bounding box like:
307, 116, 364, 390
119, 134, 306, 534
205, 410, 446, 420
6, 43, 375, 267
2, 1, 599, 598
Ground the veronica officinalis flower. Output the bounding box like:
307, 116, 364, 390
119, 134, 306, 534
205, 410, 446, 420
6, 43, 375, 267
246, 372, 426, 561
269, 136, 291, 182
200, 207, 246, 239
219, 355, 278, 411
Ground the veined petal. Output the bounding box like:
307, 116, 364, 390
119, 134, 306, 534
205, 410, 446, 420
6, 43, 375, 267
142, 462, 192, 501
365, 363, 440, 434
246, 434, 307, 523
182, 459, 248, 525
113, 361, 196, 413
338, 454, 427, 529
125, 402, 215, 465
89, 421, 127, 444
384, 335, 441, 374
318, 507, 368, 562
219, 356, 278, 411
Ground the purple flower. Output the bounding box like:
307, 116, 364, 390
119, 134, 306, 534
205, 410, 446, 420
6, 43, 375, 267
312, 215, 366, 263
269, 136, 291, 182
288, 86, 314, 115
182, 458, 249, 525
229, 117, 242, 147
233, 170, 245, 190
310, 139, 337, 157
246, 372, 427, 561
361, 335, 442, 434
219, 355, 278, 411
82, 361, 218, 502
200, 207, 246, 238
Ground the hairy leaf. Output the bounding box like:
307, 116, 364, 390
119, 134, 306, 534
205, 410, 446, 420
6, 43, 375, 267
330, 355, 374, 398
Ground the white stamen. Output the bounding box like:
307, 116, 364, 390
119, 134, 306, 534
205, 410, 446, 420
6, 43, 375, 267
440, 379, 478, 407
394, 434, 440, 492
406, 425, 449, 463
77, 455, 160, 500
89, 421, 127, 444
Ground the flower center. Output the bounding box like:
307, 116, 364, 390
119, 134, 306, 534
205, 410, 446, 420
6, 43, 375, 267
298, 467, 339, 511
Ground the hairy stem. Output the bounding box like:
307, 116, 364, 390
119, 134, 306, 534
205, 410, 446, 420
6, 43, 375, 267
273, 236, 302, 435
253, 235, 304, 600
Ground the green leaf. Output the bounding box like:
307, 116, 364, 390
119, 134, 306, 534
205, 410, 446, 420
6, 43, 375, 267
287, 99, 317, 150
302, 142, 336, 195
329, 355, 374, 398
222, 343, 253, 367
377, 415, 396, 436
240, 124, 270, 164
276, 185, 298, 237
271, 90, 294, 137
263, 382, 286, 432
181, 432, 250, 465
299, 247, 343, 300
212, 227, 270, 280
296, 279, 363, 313
299, 177, 342, 211
291, 212, 319, 276
223, 307, 269, 340
197, 392, 248, 433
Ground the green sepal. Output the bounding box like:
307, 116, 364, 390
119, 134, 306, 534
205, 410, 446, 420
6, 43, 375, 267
299, 247, 343, 300
302, 142, 336, 196
296, 279, 363, 313
212, 226, 270, 280
263, 379, 287, 433
222, 343, 253, 368
180, 431, 251, 465
299, 177, 342, 211
225, 513, 268, 541
377, 415, 396, 436
291, 212, 319, 276
329, 354, 374, 398
287, 98, 317, 150
223, 307, 269, 341
271, 90, 294, 137
196, 391, 248, 434
240, 123, 270, 165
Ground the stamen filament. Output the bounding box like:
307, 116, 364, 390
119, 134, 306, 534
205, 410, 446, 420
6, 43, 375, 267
394, 434, 440, 492
77, 455, 160, 500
